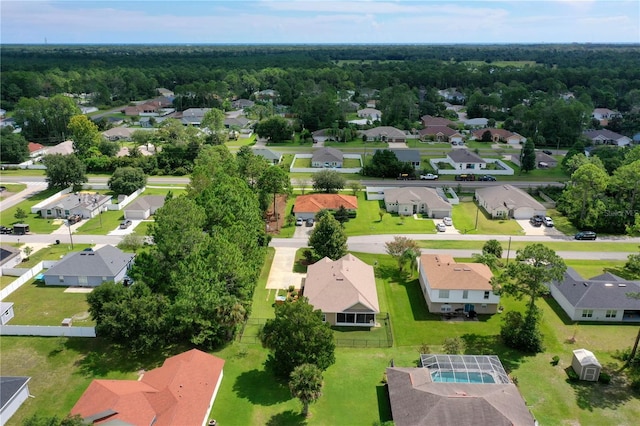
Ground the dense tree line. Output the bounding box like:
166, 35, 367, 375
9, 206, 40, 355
87, 145, 268, 352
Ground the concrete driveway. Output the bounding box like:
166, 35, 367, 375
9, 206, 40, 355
266, 247, 306, 290
516, 219, 564, 237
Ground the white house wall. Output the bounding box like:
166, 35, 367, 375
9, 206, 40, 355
549, 285, 578, 320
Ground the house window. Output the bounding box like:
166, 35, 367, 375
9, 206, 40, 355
336, 313, 374, 324
47, 209, 52, 215
484, 291, 490, 300
581, 310, 593, 318
102, 277, 108, 282
462, 290, 469, 299
59, 276, 64, 283
78, 276, 88, 285
439, 290, 450, 299
605, 310, 617, 318
65, 210, 70, 216
322, 314, 326, 322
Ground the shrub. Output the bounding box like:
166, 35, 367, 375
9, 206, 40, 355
630, 378, 640, 392
566, 368, 579, 382
551, 355, 560, 366
598, 372, 611, 384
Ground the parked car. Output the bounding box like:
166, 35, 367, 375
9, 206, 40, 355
119, 219, 133, 229
397, 173, 416, 180
420, 173, 439, 180
67, 214, 82, 225
542, 150, 553, 155
0, 226, 12, 234
436, 223, 446, 232
543, 216, 554, 227
529, 217, 543, 227
442, 217, 453, 226
479, 175, 497, 181
295, 217, 304, 226
455, 174, 476, 181
575, 231, 597, 240
306, 218, 314, 227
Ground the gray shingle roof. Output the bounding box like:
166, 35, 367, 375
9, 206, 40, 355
43, 245, 134, 279
476, 185, 546, 211
312, 147, 343, 163
375, 149, 420, 163
386, 367, 534, 426
252, 148, 282, 162
447, 149, 486, 164
41, 193, 111, 213
125, 196, 165, 213
0, 376, 30, 408
384, 187, 451, 211
552, 268, 640, 310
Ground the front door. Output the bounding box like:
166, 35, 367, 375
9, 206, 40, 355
583, 367, 597, 381
464, 304, 475, 313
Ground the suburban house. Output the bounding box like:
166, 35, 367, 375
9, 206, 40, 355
438, 88, 467, 103
254, 89, 278, 100
0, 377, 32, 425
360, 126, 406, 143
124, 195, 165, 220
377, 149, 421, 169
471, 128, 526, 145
156, 87, 174, 97
0, 245, 22, 272
548, 268, 640, 322
384, 187, 452, 218
592, 108, 620, 126
418, 254, 499, 315
27, 142, 47, 158
419, 126, 464, 144
475, 185, 546, 220
252, 148, 283, 165
293, 194, 358, 220
39, 192, 112, 219
311, 129, 338, 144
583, 129, 632, 147
43, 245, 134, 287
102, 127, 135, 141
463, 117, 489, 128
312, 147, 344, 168
386, 355, 534, 426
45, 141, 74, 156
123, 99, 172, 117
231, 98, 255, 109
224, 115, 251, 129
420, 115, 456, 128
510, 151, 558, 169
446, 149, 486, 171
180, 108, 210, 126
70, 349, 224, 426
304, 254, 379, 327
1, 302, 15, 325
357, 108, 382, 121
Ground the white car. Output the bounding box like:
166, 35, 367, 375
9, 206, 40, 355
295, 218, 304, 226
442, 217, 453, 226
543, 217, 554, 227
436, 223, 446, 232
420, 173, 439, 180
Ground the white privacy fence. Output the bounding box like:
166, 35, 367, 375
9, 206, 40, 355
0, 260, 57, 301
0, 325, 96, 337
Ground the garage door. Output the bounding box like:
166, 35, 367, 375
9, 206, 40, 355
513, 207, 534, 220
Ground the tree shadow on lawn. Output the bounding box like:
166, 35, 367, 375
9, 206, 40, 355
377, 265, 435, 322
564, 366, 634, 411
376, 384, 393, 423
265, 410, 307, 426
461, 333, 531, 374
542, 295, 576, 326
65, 338, 185, 377
233, 368, 291, 406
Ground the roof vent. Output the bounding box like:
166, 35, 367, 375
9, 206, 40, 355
454, 268, 462, 271
583, 282, 588, 287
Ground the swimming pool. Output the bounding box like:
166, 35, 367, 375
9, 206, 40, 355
431, 371, 496, 384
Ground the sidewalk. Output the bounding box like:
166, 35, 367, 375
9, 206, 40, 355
0, 182, 48, 212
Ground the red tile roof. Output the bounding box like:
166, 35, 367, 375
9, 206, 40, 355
28, 142, 45, 153
293, 194, 358, 214
71, 349, 224, 426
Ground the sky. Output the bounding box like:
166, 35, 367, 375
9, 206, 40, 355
1, 0, 639, 44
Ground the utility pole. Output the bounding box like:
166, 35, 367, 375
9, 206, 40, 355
505, 237, 512, 264
66, 220, 74, 249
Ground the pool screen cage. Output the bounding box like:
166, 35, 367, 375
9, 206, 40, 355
420, 354, 511, 384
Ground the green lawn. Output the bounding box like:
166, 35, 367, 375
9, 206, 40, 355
0, 168, 46, 177
0, 188, 62, 234
7, 280, 95, 326
19, 243, 93, 269
416, 239, 639, 253
293, 157, 312, 167
0, 183, 27, 200
1, 275, 16, 290
452, 201, 525, 235
342, 158, 361, 168
74, 210, 126, 235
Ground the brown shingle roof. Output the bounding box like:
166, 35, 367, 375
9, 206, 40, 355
71, 349, 224, 426
421, 115, 455, 127
386, 367, 535, 426
420, 254, 493, 290
305, 254, 379, 313
293, 194, 358, 214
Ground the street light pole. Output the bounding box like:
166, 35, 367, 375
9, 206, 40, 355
66, 220, 74, 249
506, 236, 512, 264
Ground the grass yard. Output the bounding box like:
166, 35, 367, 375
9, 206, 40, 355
74, 210, 126, 235
19, 243, 93, 269
0, 168, 46, 177
0, 183, 27, 200
142, 186, 186, 196
342, 158, 361, 168
1, 275, 16, 290
416, 239, 639, 253
452, 201, 525, 235
547, 207, 579, 235
497, 161, 570, 182
132, 220, 154, 237
0, 188, 62, 234
7, 280, 95, 326
293, 157, 312, 167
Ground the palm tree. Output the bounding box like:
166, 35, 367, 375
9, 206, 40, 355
289, 363, 323, 418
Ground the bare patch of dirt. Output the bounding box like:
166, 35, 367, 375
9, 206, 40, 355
264, 194, 288, 234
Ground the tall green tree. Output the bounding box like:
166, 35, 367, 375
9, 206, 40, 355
236, 145, 269, 189
68, 114, 101, 158
289, 364, 324, 418
201, 107, 228, 145
482, 239, 503, 258
521, 139, 536, 173
42, 154, 87, 189
257, 166, 291, 226
108, 167, 147, 195
559, 163, 609, 229
312, 169, 345, 193
261, 298, 336, 379
385, 236, 420, 273
308, 214, 348, 260
255, 115, 292, 143
0, 129, 29, 163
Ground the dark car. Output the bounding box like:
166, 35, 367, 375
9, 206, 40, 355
119, 219, 133, 229
306, 218, 314, 227
479, 175, 497, 181
0, 226, 12, 234
575, 231, 597, 240
529, 217, 543, 227
542, 150, 553, 155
